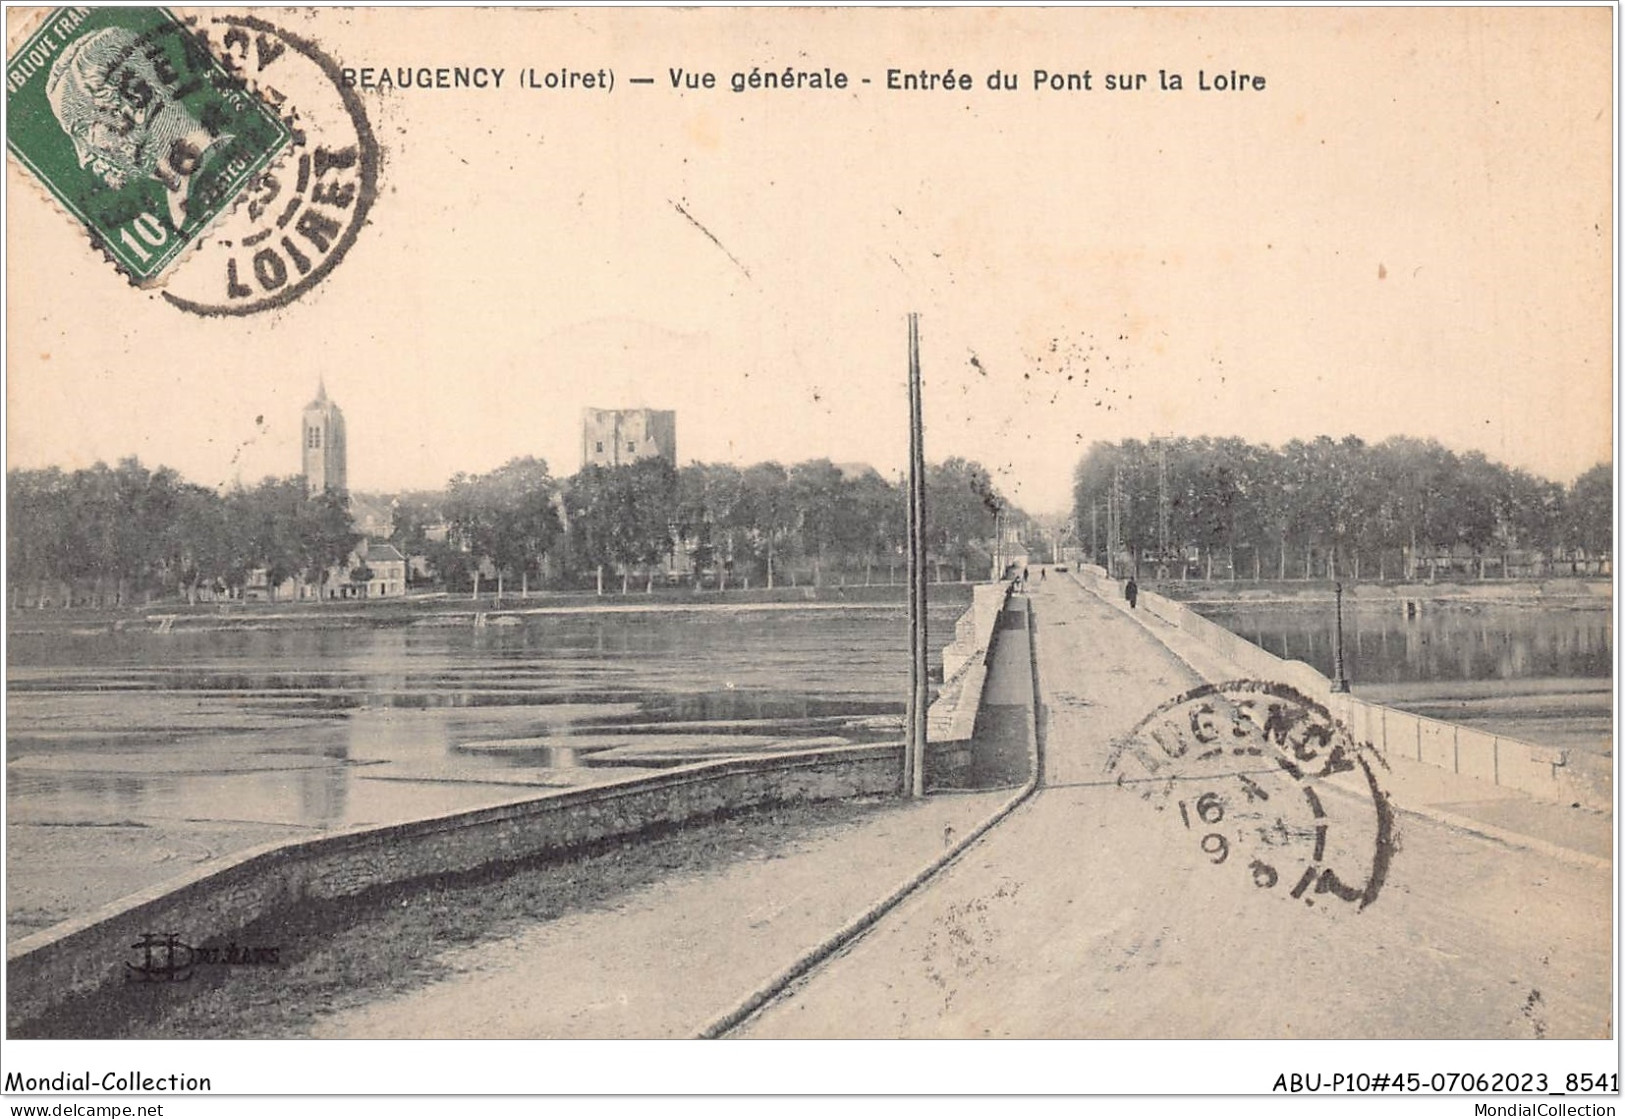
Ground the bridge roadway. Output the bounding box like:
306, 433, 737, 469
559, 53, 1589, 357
316, 573, 1609, 1040
736, 573, 1611, 1039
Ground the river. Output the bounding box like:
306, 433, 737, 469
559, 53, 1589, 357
1189, 597, 1613, 758
6, 594, 970, 939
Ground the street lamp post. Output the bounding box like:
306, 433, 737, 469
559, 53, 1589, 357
1331, 580, 1351, 693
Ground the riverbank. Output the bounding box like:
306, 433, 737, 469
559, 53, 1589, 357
1152, 578, 1611, 607
6, 581, 979, 637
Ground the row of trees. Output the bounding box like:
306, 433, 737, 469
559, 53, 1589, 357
8, 460, 360, 607
8, 453, 1023, 607
1072, 435, 1611, 581
398, 455, 1021, 594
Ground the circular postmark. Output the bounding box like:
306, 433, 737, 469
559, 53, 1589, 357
160, 14, 378, 316
1108, 681, 1395, 912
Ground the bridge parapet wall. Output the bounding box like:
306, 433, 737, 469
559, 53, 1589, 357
1076, 567, 1331, 698
1073, 567, 1605, 811
928, 580, 1015, 782
941, 581, 1015, 683
7, 743, 902, 1032
1139, 589, 1334, 700
1329, 694, 1608, 812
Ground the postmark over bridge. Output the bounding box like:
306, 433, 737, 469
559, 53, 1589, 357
1109, 680, 1396, 913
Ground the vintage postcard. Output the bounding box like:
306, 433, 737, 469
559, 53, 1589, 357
2, 4, 1615, 1108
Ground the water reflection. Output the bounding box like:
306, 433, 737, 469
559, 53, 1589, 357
8, 601, 967, 832
1193, 602, 1612, 685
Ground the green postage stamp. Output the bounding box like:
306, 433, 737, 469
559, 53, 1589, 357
6, 7, 291, 285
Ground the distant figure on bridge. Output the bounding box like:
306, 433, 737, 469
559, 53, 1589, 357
1124, 577, 1139, 609
1040, 568, 1046, 582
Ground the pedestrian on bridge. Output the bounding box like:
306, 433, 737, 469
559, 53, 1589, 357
1124, 577, 1138, 609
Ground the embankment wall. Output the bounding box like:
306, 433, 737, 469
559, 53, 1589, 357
7, 743, 900, 1030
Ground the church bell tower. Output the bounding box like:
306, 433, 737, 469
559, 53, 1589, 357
301, 379, 348, 497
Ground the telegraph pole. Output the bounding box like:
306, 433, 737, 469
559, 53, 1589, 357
1108, 465, 1125, 577
904, 313, 928, 797
992, 507, 1003, 581
1104, 490, 1114, 577
1158, 439, 1170, 568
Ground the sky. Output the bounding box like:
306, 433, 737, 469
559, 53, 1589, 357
5, 6, 1614, 515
